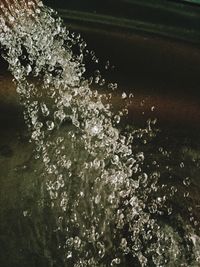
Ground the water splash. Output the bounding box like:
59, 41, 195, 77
0, 2, 200, 266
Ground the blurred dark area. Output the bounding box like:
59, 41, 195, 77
44, 0, 200, 43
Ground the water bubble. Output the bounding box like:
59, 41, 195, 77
180, 162, 185, 168
99, 78, 106, 86
91, 125, 101, 135
108, 82, 118, 90
74, 236, 81, 250
183, 177, 191, 186
54, 110, 66, 125
148, 203, 158, 214
97, 242, 105, 258
111, 258, 121, 265
23, 210, 29, 217
105, 60, 110, 70
111, 155, 119, 165
167, 207, 173, 215
26, 64, 32, 74
139, 173, 148, 185
122, 92, 127, 99
140, 100, 145, 106
129, 93, 134, 98
94, 194, 101, 204
31, 130, 40, 140
114, 115, 120, 124
66, 237, 74, 247
184, 191, 190, 198
66, 251, 72, 258
46, 121, 55, 131
120, 238, 127, 249
129, 196, 138, 207
136, 152, 145, 162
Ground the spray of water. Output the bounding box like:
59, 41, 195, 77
1, 2, 200, 266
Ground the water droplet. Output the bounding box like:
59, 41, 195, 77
23, 210, 28, 217
66, 251, 72, 258
46, 121, 54, 131
180, 162, 185, 168
111, 258, 121, 265
114, 115, 120, 124
122, 92, 127, 99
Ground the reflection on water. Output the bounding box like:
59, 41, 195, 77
0, 1, 200, 266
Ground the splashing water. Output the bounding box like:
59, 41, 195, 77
1, 2, 200, 266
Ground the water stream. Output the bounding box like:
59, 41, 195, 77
0, 2, 200, 266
